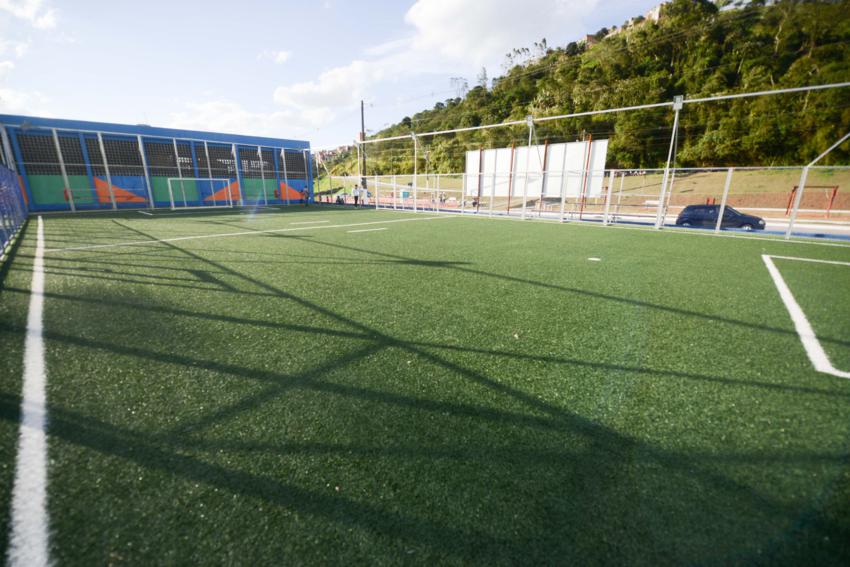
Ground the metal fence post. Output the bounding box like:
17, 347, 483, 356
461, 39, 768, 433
0, 125, 17, 175
655, 95, 683, 228
232, 144, 244, 207
785, 166, 809, 240
603, 169, 615, 225
280, 148, 290, 206
136, 135, 155, 209
203, 141, 219, 206
52, 129, 75, 212
96, 132, 117, 210
715, 167, 734, 233
460, 172, 467, 215
412, 133, 418, 213
257, 146, 268, 206
786, 131, 850, 239
303, 150, 310, 204
173, 138, 187, 207
521, 116, 533, 220
374, 174, 378, 209
558, 142, 569, 222
489, 152, 497, 217
616, 172, 625, 219
393, 174, 398, 210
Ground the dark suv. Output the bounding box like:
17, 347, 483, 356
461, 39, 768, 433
675, 205, 765, 231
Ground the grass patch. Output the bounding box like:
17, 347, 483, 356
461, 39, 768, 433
2, 207, 850, 564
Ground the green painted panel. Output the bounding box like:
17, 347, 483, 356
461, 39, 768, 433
68, 176, 96, 204
241, 178, 274, 202
151, 178, 198, 204
27, 175, 92, 205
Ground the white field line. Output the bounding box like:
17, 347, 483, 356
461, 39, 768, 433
45, 215, 449, 253
766, 255, 850, 267
291, 221, 330, 225
8, 216, 50, 567
348, 228, 387, 233
137, 211, 153, 216
762, 254, 850, 380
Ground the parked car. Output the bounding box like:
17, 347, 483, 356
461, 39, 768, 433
675, 205, 765, 230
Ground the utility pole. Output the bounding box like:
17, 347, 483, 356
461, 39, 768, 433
360, 100, 367, 189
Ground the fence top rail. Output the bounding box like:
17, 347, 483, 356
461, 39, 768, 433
0, 122, 310, 152
330, 165, 850, 178
356, 81, 850, 146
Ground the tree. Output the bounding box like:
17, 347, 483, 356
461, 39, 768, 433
325, 0, 850, 174
477, 67, 489, 90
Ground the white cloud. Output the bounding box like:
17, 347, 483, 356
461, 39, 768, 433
0, 0, 58, 29
0, 39, 29, 58
270, 0, 599, 127
363, 37, 412, 57
0, 60, 14, 80
405, 0, 597, 65
258, 50, 292, 65
167, 0, 605, 147
168, 99, 335, 139
0, 86, 50, 114
33, 7, 55, 29
273, 60, 382, 111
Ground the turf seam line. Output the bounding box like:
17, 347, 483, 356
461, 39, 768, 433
347, 228, 387, 233
8, 215, 51, 567
44, 215, 450, 253
762, 254, 850, 379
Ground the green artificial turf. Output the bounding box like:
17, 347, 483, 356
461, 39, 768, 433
1, 206, 850, 565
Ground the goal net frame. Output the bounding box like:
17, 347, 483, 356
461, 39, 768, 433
166, 177, 235, 210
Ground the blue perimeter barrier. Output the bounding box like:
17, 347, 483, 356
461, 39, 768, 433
0, 164, 27, 259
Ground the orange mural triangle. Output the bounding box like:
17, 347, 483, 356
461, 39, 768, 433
279, 182, 304, 200
94, 177, 146, 204
17, 175, 28, 205
204, 180, 240, 202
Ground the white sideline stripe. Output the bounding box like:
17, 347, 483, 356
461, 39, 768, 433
45, 215, 449, 253
762, 254, 850, 380
137, 211, 153, 216
766, 254, 850, 267
291, 221, 330, 225
348, 228, 387, 233
8, 216, 50, 567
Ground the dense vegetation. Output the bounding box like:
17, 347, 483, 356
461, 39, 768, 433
329, 0, 850, 176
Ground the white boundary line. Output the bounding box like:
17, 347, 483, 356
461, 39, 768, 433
291, 220, 330, 225
8, 216, 50, 567
45, 215, 450, 253
766, 255, 850, 267
762, 254, 850, 380
348, 228, 387, 233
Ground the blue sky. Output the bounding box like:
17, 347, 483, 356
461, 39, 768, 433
0, 0, 660, 148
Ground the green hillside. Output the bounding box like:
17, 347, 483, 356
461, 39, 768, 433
329, 0, 850, 176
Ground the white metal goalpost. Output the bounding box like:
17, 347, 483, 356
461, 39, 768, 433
166, 177, 234, 210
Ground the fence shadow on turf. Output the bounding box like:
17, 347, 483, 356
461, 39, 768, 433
284, 235, 850, 350
2, 310, 845, 564
9, 217, 847, 563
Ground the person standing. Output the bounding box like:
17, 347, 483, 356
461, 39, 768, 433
353, 184, 360, 207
